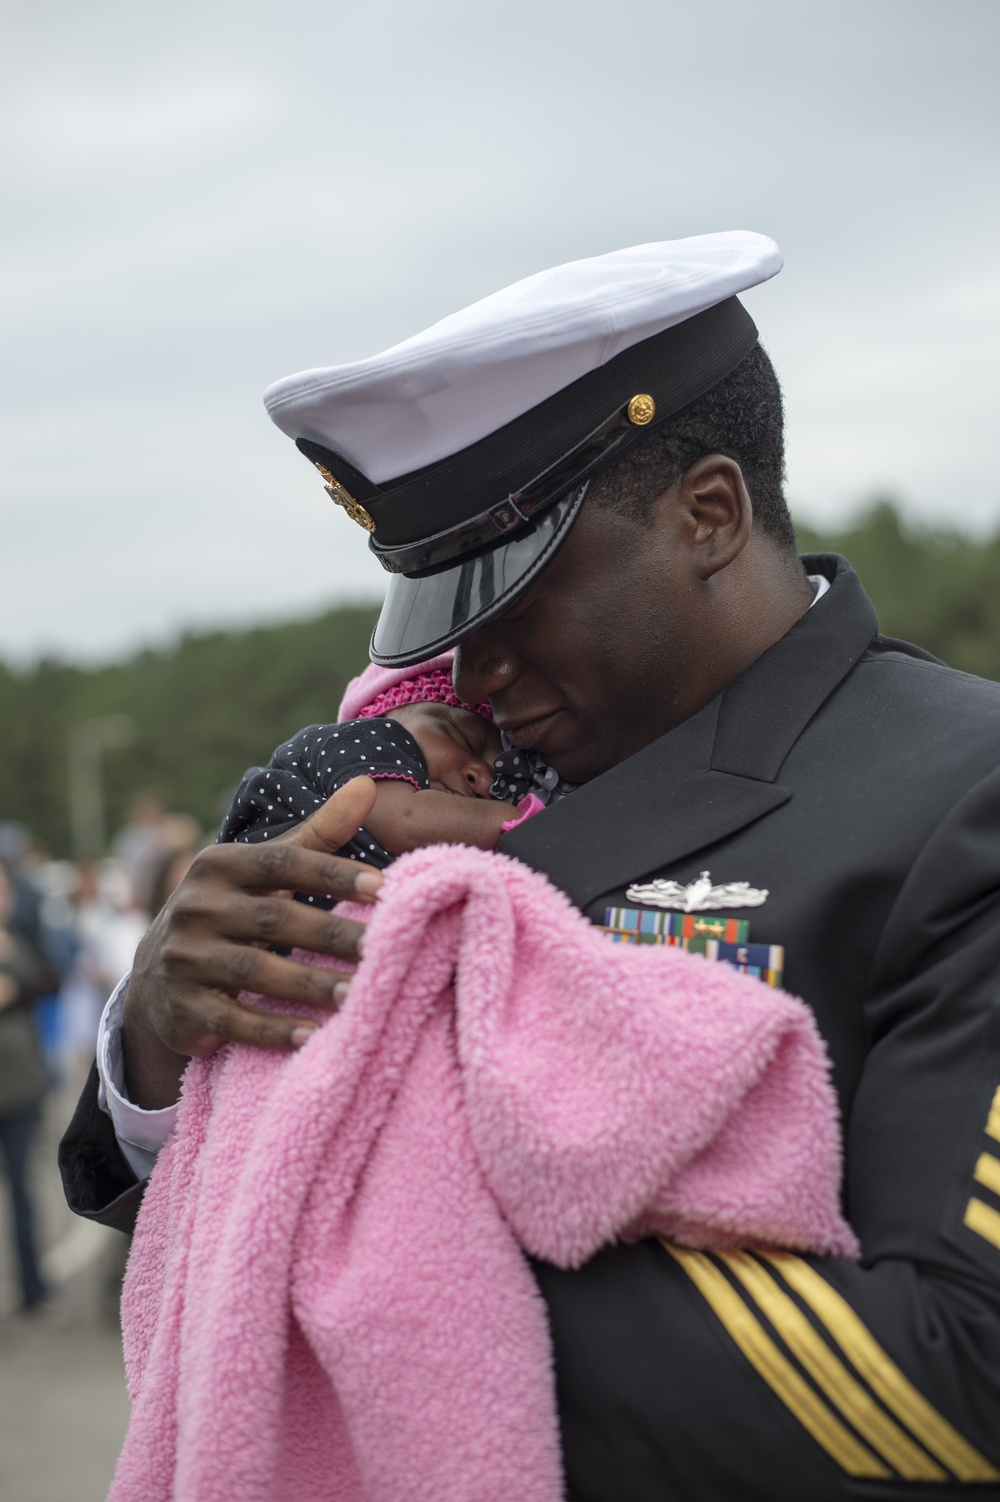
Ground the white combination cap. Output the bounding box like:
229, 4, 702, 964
263, 231, 782, 666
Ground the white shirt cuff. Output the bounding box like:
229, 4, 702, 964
96, 975, 178, 1182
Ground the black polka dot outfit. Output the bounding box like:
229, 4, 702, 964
218, 720, 429, 907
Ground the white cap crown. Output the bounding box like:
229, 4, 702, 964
264, 231, 781, 483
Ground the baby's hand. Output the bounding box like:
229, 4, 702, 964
365, 780, 517, 855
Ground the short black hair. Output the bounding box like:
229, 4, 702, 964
590, 341, 795, 549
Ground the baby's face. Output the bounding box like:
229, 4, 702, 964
386, 703, 503, 798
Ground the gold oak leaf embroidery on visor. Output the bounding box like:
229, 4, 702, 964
661, 1243, 999, 1483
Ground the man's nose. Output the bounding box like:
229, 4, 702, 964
453, 630, 518, 705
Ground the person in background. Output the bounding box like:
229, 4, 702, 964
0, 861, 56, 1312
57, 861, 141, 1080
146, 845, 200, 923
0, 823, 68, 972
110, 795, 171, 911
0, 822, 74, 1083
111, 797, 200, 912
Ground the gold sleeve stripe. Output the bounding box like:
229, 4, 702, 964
761, 1252, 1000, 1483
661, 1243, 890, 1479
973, 1151, 1000, 1198
986, 1085, 1000, 1144
718, 1252, 946, 1481
965, 1196, 1000, 1253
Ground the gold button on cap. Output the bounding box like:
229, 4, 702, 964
627, 393, 656, 426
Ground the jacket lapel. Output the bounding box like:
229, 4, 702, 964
710, 554, 877, 781
501, 698, 790, 910
500, 556, 878, 911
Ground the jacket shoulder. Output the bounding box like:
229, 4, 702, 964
858, 636, 1000, 717
827, 637, 1000, 795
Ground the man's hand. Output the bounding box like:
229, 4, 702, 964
122, 778, 383, 1109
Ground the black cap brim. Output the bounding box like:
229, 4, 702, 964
369, 485, 587, 667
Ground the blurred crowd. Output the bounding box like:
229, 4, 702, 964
0, 798, 204, 1316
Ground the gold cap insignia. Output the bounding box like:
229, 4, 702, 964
627, 393, 656, 426
312, 462, 376, 533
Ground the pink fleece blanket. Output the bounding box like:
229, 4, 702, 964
113, 844, 856, 1502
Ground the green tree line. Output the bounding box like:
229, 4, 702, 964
795, 501, 1000, 676
3, 500, 1000, 858
0, 605, 380, 858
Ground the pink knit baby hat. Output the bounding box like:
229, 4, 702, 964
338, 651, 493, 723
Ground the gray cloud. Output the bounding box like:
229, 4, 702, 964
3, 0, 998, 659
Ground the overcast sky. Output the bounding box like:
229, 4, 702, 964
3, 0, 998, 662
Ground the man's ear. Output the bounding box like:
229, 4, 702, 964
680, 454, 753, 580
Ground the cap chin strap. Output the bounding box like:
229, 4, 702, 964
369, 402, 647, 578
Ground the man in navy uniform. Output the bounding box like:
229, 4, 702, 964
61, 234, 1000, 1498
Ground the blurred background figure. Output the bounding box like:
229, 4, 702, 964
57, 860, 148, 1084
109, 795, 170, 912
111, 796, 201, 913
147, 843, 199, 922
0, 823, 75, 1084
0, 808, 204, 1091
0, 824, 70, 976
59, 824, 199, 1078
0, 861, 57, 1313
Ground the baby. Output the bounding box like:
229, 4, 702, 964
219, 669, 541, 869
